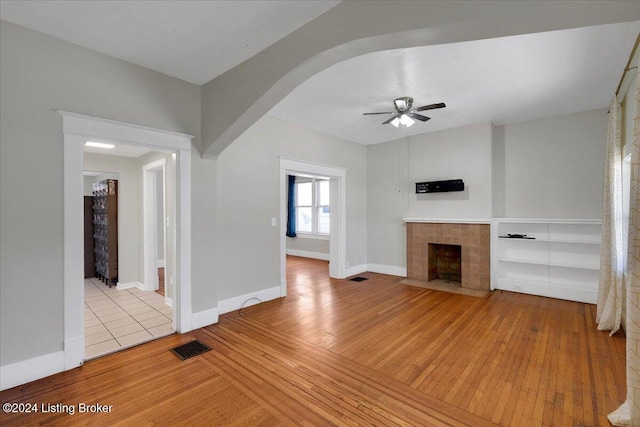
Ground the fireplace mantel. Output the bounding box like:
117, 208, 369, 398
403, 218, 491, 224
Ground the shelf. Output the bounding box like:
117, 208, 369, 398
493, 219, 601, 303
498, 237, 600, 245
497, 257, 599, 271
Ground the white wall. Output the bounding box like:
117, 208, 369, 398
0, 20, 207, 367
216, 115, 366, 300
84, 153, 140, 285
501, 109, 607, 219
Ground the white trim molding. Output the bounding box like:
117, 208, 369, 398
344, 264, 368, 277
367, 264, 407, 277
403, 218, 492, 224
218, 286, 281, 315
286, 249, 330, 261
116, 281, 145, 290
192, 307, 219, 330
1, 351, 65, 391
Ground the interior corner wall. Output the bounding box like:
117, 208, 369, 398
0, 20, 203, 368
216, 114, 366, 301
501, 108, 607, 219
366, 139, 412, 269
84, 152, 141, 285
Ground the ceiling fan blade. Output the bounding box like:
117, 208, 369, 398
382, 115, 400, 125
407, 113, 431, 122
363, 112, 394, 115
414, 102, 446, 112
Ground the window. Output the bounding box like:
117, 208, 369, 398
295, 178, 330, 235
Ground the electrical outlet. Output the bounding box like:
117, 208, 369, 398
271, 217, 277, 226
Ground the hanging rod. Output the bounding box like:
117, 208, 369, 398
615, 34, 640, 95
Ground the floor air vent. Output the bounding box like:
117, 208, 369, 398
170, 340, 211, 360
349, 277, 369, 282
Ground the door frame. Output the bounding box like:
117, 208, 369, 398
142, 159, 166, 293
279, 157, 347, 297
60, 111, 193, 369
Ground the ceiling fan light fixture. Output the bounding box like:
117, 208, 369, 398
391, 117, 401, 127
400, 114, 415, 127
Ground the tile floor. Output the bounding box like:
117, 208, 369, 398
84, 278, 174, 359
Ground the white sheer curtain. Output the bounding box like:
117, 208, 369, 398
608, 69, 640, 427
597, 96, 624, 334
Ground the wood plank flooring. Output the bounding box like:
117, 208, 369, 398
0, 256, 626, 426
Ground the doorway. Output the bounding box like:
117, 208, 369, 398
279, 158, 347, 297
61, 111, 193, 371
82, 151, 176, 359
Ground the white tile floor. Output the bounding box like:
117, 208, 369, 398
84, 278, 174, 359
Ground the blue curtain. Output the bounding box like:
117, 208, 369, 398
286, 175, 297, 237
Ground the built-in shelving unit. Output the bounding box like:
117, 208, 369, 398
491, 219, 601, 304
92, 179, 118, 287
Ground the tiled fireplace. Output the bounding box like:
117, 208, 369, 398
406, 221, 490, 291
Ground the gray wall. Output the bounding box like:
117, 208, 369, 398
0, 20, 206, 366
216, 115, 366, 300
501, 109, 607, 219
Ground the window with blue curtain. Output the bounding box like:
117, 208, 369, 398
286, 175, 296, 237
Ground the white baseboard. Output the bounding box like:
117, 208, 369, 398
367, 264, 407, 277
1, 351, 65, 391
157, 259, 165, 268
165, 297, 173, 308
344, 264, 367, 278
495, 277, 597, 304
192, 307, 219, 330
286, 249, 330, 261
116, 281, 144, 290
218, 286, 281, 315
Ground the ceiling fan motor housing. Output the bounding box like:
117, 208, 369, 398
394, 97, 413, 112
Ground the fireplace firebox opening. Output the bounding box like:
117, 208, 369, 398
428, 244, 462, 284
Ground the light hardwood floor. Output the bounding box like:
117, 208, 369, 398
0, 256, 626, 426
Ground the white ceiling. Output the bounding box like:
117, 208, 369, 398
270, 22, 640, 144
1, 2, 638, 146
0, 0, 339, 85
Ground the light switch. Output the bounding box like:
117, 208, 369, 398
271, 217, 277, 226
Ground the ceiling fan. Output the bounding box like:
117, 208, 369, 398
363, 97, 446, 127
